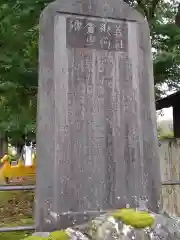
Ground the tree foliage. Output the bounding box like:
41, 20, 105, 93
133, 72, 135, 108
151, 0, 180, 96
0, 0, 50, 145
0, 0, 180, 145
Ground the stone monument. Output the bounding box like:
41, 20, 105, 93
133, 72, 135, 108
36, 0, 160, 232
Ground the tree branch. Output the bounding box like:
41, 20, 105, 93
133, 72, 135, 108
148, 0, 161, 22
175, 3, 180, 27
136, 0, 149, 19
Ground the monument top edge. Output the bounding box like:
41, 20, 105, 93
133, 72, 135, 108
40, 0, 148, 25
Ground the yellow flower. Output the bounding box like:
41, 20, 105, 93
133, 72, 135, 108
111, 208, 154, 229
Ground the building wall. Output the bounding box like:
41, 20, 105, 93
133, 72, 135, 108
159, 139, 180, 216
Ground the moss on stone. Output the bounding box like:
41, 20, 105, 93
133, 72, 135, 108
21, 236, 42, 240
49, 230, 69, 240
22, 230, 69, 240
111, 208, 154, 229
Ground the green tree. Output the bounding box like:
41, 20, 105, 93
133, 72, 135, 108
0, 0, 48, 148
151, 0, 180, 97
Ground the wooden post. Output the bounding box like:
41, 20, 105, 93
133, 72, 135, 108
173, 104, 180, 138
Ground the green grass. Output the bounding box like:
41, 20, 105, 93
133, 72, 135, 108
0, 232, 29, 240
0, 229, 32, 240
0, 189, 34, 240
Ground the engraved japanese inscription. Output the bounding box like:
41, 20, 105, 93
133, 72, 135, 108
66, 15, 141, 208
66, 17, 128, 51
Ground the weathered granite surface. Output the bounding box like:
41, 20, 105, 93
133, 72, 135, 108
36, 0, 160, 231
26, 209, 180, 239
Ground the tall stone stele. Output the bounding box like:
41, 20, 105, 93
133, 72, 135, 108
36, 0, 160, 232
